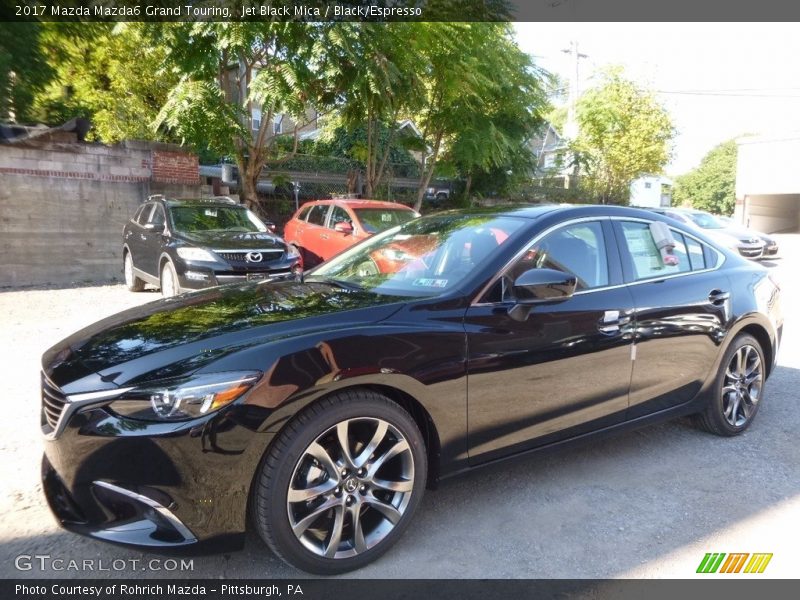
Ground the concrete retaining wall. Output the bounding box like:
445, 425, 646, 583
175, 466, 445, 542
0, 139, 203, 287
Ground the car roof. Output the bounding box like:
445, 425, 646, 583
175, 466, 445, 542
304, 199, 417, 210
486, 203, 684, 221
164, 198, 247, 209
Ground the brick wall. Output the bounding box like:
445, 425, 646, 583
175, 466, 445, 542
151, 149, 200, 185
0, 140, 203, 287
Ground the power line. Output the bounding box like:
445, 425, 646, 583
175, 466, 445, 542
656, 90, 800, 98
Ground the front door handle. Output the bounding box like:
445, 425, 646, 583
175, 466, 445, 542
598, 310, 631, 334
320, 234, 330, 240
708, 289, 730, 305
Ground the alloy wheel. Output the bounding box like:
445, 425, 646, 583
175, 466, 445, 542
721, 344, 763, 427
286, 417, 415, 559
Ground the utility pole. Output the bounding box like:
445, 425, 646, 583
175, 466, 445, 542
561, 41, 588, 189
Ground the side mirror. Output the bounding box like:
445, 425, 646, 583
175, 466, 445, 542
508, 268, 577, 321
334, 221, 354, 235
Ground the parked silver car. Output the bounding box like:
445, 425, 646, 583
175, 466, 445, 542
646, 207, 777, 260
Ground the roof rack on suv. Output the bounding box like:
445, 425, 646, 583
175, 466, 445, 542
209, 196, 239, 205
146, 194, 166, 202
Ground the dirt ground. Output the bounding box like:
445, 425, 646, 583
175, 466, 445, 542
1, 236, 798, 579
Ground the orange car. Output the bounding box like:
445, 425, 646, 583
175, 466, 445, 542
283, 199, 419, 267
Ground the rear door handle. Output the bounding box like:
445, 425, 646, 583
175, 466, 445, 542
708, 289, 730, 305
598, 310, 631, 334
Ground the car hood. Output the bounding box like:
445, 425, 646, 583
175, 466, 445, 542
42, 280, 406, 391
719, 226, 765, 244
701, 228, 758, 246
177, 230, 285, 250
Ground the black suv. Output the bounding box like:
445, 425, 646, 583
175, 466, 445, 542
123, 196, 301, 296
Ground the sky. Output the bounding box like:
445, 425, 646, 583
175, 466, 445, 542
513, 22, 800, 175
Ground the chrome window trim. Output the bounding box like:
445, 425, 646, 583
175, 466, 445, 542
471, 215, 726, 307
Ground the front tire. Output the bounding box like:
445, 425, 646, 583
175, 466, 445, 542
252, 390, 427, 574
160, 261, 179, 297
123, 251, 145, 292
695, 334, 766, 436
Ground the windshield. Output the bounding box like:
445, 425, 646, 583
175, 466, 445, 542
687, 212, 724, 230
169, 205, 267, 233
353, 208, 418, 234
309, 214, 526, 297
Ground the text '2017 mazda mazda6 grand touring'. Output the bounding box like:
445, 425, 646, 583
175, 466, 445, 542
40, 205, 782, 574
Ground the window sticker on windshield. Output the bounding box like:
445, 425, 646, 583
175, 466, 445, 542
204, 209, 218, 217
381, 213, 392, 222
412, 278, 448, 288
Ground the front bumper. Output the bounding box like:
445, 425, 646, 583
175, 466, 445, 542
762, 243, 779, 257
40, 392, 275, 551
175, 256, 301, 292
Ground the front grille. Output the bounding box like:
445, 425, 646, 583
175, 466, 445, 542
41, 374, 67, 429
216, 249, 284, 263
739, 247, 762, 258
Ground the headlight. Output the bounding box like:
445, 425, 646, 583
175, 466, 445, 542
286, 244, 301, 259
177, 247, 218, 262
108, 371, 261, 421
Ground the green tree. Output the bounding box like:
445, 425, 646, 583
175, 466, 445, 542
0, 23, 53, 123
673, 139, 738, 215
32, 23, 177, 143
572, 68, 675, 204
326, 23, 423, 197
155, 23, 336, 210
444, 35, 548, 200
411, 23, 548, 211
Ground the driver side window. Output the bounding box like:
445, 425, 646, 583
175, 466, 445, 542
484, 221, 609, 303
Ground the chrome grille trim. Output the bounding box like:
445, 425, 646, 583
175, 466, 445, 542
41, 373, 132, 441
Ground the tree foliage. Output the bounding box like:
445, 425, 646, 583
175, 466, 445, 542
673, 139, 738, 215
572, 69, 675, 204
155, 22, 336, 209
30, 23, 177, 143
325, 23, 423, 196
410, 23, 548, 210
0, 22, 53, 123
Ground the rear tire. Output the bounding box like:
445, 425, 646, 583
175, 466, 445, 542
252, 390, 427, 574
123, 252, 145, 292
694, 334, 766, 436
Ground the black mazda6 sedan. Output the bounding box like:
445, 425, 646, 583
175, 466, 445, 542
41, 205, 782, 574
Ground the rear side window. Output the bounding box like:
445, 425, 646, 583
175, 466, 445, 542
306, 205, 329, 227
619, 221, 707, 280
296, 205, 312, 221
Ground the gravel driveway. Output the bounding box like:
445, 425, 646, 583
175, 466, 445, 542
1, 237, 798, 579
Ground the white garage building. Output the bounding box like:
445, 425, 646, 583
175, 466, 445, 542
736, 133, 800, 233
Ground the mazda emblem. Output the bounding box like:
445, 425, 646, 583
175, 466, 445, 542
245, 251, 263, 263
